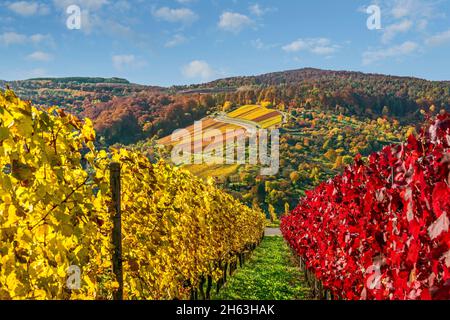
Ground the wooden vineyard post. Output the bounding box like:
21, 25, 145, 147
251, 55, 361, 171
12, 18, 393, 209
110, 162, 123, 300
198, 277, 206, 300
206, 276, 212, 300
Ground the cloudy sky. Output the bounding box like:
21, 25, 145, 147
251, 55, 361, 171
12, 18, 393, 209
0, 0, 450, 85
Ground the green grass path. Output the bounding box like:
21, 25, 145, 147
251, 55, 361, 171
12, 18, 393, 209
214, 236, 311, 300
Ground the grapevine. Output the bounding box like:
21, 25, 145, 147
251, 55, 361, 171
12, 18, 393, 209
0, 90, 265, 299
282, 112, 450, 300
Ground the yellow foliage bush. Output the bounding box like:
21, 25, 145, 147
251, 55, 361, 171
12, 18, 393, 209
0, 90, 265, 299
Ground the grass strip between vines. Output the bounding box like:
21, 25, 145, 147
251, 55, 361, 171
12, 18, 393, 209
213, 236, 311, 300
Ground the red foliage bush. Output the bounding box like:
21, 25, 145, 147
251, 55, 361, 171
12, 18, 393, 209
281, 113, 450, 300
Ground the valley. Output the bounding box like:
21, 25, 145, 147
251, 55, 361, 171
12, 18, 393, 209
2, 68, 448, 217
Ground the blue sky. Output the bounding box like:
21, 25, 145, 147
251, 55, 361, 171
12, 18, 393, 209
0, 0, 450, 86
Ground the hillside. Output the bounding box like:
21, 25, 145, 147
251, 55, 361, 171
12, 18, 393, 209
3, 68, 450, 146
174, 69, 450, 123
0, 77, 168, 145
127, 69, 449, 216
3, 69, 447, 214
150, 103, 413, 216
0, 77, 160, 110
178, 68, 429, 88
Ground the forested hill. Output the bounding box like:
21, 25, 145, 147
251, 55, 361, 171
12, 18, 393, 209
1, 69, 450, 145
26, 77, 130, 84
177, 68, 445, 89
0, 77, 162, 109
173, 68, 450, 121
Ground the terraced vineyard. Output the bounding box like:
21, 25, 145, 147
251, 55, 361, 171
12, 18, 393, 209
158, 104, 283, 150
228, 105, 284, 129
153, 103, 412, 217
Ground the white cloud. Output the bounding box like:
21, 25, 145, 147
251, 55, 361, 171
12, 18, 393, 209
382, 19, 413, 43
425, 29, 450, 46
27, 51, 53, 62
383, 0, 443, 36
283, 40, 307, 52
249, 4, 275, 17
112, 54, 146, 71
251, 39, 278, 50
249, 4, 263, 16
112, 0, 130, 11
29, 33, 54, 45
29, 33, 45, 43
7, 1, 50, 16
165, 34, 188, 48
52, 0, 109, 35
282, 38, 340, 55
361, 1, 444, 47
218, 12, 253, 33
54, 5, 130, 36
103, 20, 132, 37
52, 0, 108, 11
0, 32, 54, 46
390, 0, 437, 19
391, 2, 413, 19
0, 32, 27, 45
362, 41, 418, 65
251, 38, 264, 50
52, 0, 108, 35
153, 7, 198, 24
311, 46, 337, 55
182, 60, 214, 81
